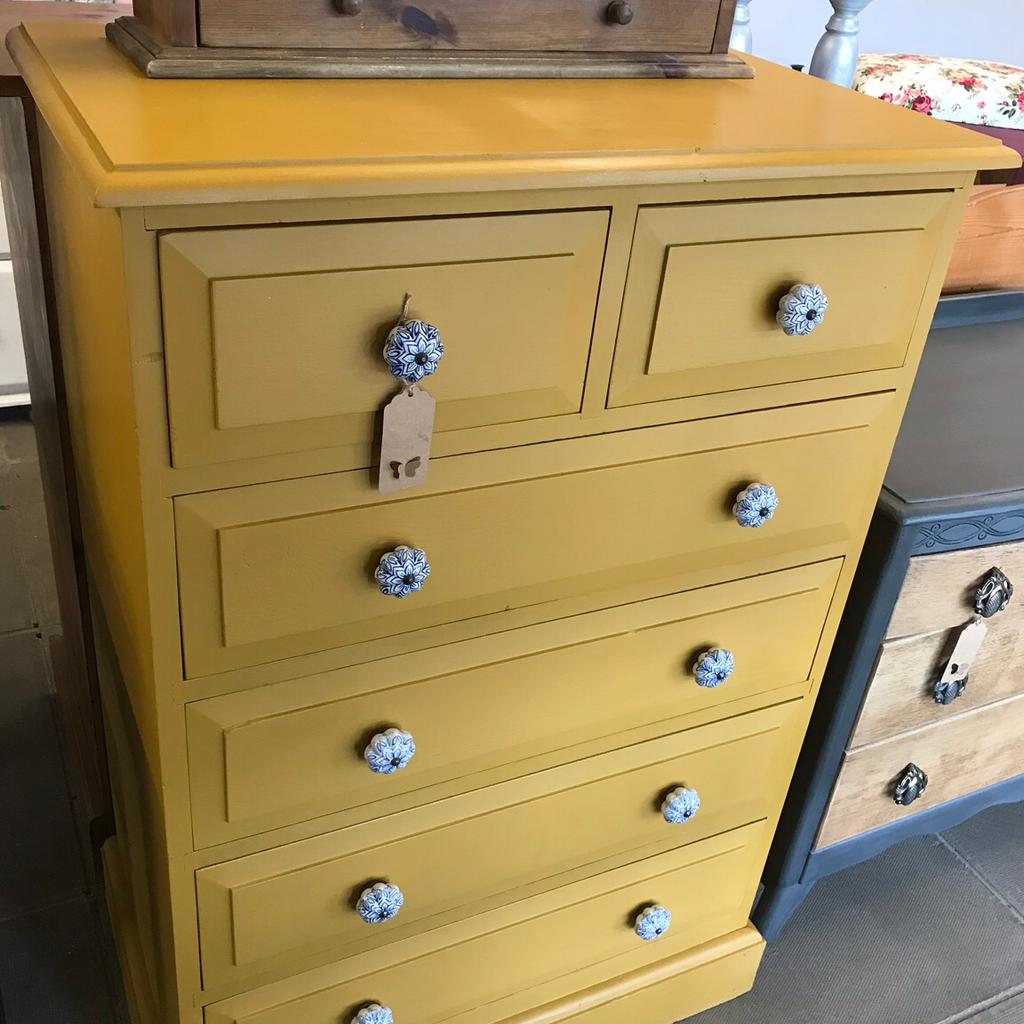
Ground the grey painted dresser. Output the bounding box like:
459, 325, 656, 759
756, 291, 1024, 938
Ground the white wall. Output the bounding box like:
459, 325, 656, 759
751, 0, 1024, 72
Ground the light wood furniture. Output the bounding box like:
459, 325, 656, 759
0, 0, 129, 870
10, 22, 1015, 1024
109, 0, 749, 80
944, 183, 1024, 294
758, 292, 1024, 938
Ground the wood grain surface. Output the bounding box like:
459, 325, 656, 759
944, 184, 1024, 294
817, 690, 1024, 848
194, 0, 722, 53
886, 540, 1024, 639
850, 613, 1024, 749
0, 92, 112, 864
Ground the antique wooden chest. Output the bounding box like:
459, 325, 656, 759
8, 19, 1016, 1024
109, 0, 751, 79
757, 291, 1024, 939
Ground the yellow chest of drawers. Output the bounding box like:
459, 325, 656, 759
12, 21, 1015, 1024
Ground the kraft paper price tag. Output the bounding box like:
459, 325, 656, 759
938, 618, 987, 684
378, 386, 436, 494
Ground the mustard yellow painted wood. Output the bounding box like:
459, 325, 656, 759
160, 210, 608, 468
196, 702, 801, 990
816, 690, 1024, 849
203, 822, 768, 1024
187, 560, 840, 847
611, 192, 948, 408
10, 19, 1014, 1024
8, 22, 1017, 209
494, 928, 765, 1024
886, 540, 1024, 639
175, 392, 895, 677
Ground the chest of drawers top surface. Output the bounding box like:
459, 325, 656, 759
9, 19, 1016, 210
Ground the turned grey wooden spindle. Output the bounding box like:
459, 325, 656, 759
808, 0, 876, 88
729, 0, 752, 54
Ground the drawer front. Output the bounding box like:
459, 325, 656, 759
196, 702, 800, 990
609, 192, 949, 408
886, 539, 1024, 639
176, 393, 895, 677
188, 560, 839, 847
160, 210, 607, 468
203, 822, 768, 1024
816, 691, 1024, 849
850, 615, 1024, 749
197, 0, 723, 53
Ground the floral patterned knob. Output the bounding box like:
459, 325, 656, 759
733, 482, 779, 528
375, 546, 431, 598
662, 786, 702, 824
364, 728, 416, 775
693, 648, 735, 689
352, 1004, 394, 1024
777, 283, 829, 336
383, 319, 444, 384
634, 905, 672, 941
356, 882, 405, 924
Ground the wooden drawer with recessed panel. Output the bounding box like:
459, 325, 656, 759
175, 392, 895, 678
204, 820, 770, 1024
160, 210, 608, 468
196, 701, 801, 990
187, 559, 840, 847
609, 192, 948, 408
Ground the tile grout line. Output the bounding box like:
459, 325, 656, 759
0, 891, 94, 927
936, 833, 1024, 927
933, 980, 1024, 1024
0, 623, 43, 640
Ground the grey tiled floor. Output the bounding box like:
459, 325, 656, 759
0, 411, 129, 1024
1, 410, 1022, 1023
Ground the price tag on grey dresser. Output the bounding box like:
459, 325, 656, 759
378, 386, 436, 493
936, 618, 987, 687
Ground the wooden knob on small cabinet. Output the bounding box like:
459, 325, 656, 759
606, 1, 635, 25
333, 0, 363, 15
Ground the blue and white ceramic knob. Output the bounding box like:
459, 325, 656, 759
693, 648, 735, 689
733, 482, 779, 528
375, 546, 431, 598
364, 728, 416, 775
777, 283, 829, 336
353, 1004, 395, 1024
662, 786, 702, 824
634, 905, 672, 941
356, 882, 405, 925
383, 319, 444, 383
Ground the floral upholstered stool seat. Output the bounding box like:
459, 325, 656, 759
856, 55, 1024, 293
